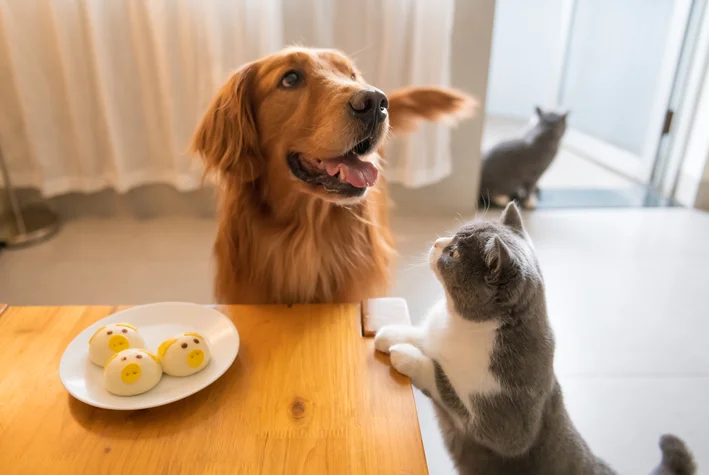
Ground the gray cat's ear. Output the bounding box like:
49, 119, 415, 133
535, 106, 543, 116
562, 110, 570, 119
500, 202, 525, 233
486, 235, 512, 281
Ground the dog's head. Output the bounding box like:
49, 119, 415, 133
192, 47, 390, 205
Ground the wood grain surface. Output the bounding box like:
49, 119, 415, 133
0, 304, 427, 475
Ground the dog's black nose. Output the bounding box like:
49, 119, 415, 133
349, 89, 389, 125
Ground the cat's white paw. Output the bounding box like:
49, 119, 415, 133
523, 194, 538, 209
374, 325, 421, 354
389, 343, 424, 379
491, 194, 510, 208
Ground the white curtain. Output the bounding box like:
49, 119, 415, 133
0, 0, 456, 196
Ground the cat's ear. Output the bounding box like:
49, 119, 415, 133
561, 110, 570, 120
535, 106, 543, 117
486, 235, 513, 282
500, 202, 525, 233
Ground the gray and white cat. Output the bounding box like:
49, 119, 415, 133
375, 203, 695, 475
480, 107, 567, 209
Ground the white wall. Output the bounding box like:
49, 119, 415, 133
699, 164, 709, 210
675, 63, 709, 209
673, 0, 709, 211
390, 0, 495, 215
485, 0, 565, 119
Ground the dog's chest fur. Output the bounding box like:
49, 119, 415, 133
215, 191, 392, 304
268, 210, 385, 303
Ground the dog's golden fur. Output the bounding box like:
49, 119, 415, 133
191, 47, 474, 304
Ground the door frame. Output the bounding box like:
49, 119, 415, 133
654, 0, 709, 199
553, 0, 694, 184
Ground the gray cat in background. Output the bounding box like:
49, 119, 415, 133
480, 107, 568, 209
375, 203, 696, 475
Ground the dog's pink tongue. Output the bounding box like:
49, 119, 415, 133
323, 155, 379, 188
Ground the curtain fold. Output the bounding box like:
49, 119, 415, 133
0, 0, 456, 196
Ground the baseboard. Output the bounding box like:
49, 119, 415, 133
14, 185, 217, 221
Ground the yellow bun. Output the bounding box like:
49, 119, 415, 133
103, 348, 163, 396
159, 333, 211, 377
88, 323, 146, 367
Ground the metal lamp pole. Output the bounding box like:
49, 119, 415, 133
0, 144, 60, 247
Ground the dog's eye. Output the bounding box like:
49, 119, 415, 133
280, 70, 301, 88
350, 72, 356, 80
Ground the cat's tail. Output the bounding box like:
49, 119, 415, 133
651, 434, 696, 475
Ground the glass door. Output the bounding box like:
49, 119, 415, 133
557, 0, 694, 183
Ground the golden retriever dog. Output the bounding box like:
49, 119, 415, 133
191, 47, 474, 305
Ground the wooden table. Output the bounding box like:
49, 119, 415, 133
0, 302, 427, 475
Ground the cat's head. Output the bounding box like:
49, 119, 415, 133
429, 202, 543, 321
532, 106, 568, 137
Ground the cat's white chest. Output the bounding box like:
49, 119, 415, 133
422, 300, 501, 411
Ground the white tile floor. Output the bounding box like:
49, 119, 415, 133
484, 115, 636, 190
1, 208, 707, 473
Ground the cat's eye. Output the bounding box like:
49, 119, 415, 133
350, 72, 357, 80
280, 70, 302, 88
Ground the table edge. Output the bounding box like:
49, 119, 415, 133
0, 301, 412, 337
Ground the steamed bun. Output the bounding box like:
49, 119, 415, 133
103, 348, 163, 396
158, 332, 211, 377
88, 323, 146, 366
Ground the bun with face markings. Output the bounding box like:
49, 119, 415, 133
88, 323, 146, 367
103, 348, 162, 396
158, 333, 212, 377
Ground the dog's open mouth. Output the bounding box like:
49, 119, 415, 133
287, 138, 379, 197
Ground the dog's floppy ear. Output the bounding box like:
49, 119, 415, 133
191, 63, 262, 182
387, 86, 477, 134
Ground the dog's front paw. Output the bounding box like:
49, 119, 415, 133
389, 343, 424, 380
374, 325, 420, 354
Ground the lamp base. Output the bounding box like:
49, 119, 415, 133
0, 203, 60, 248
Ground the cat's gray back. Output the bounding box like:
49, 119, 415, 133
436, 211, 605, 474
480, 108, 567, 200
480, 139, 530, 192
432, 204, 695, 475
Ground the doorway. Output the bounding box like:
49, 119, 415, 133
557, 0, 693, 184
484, 0, 702, 207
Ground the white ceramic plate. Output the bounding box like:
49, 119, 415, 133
59, 302, 239, 410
